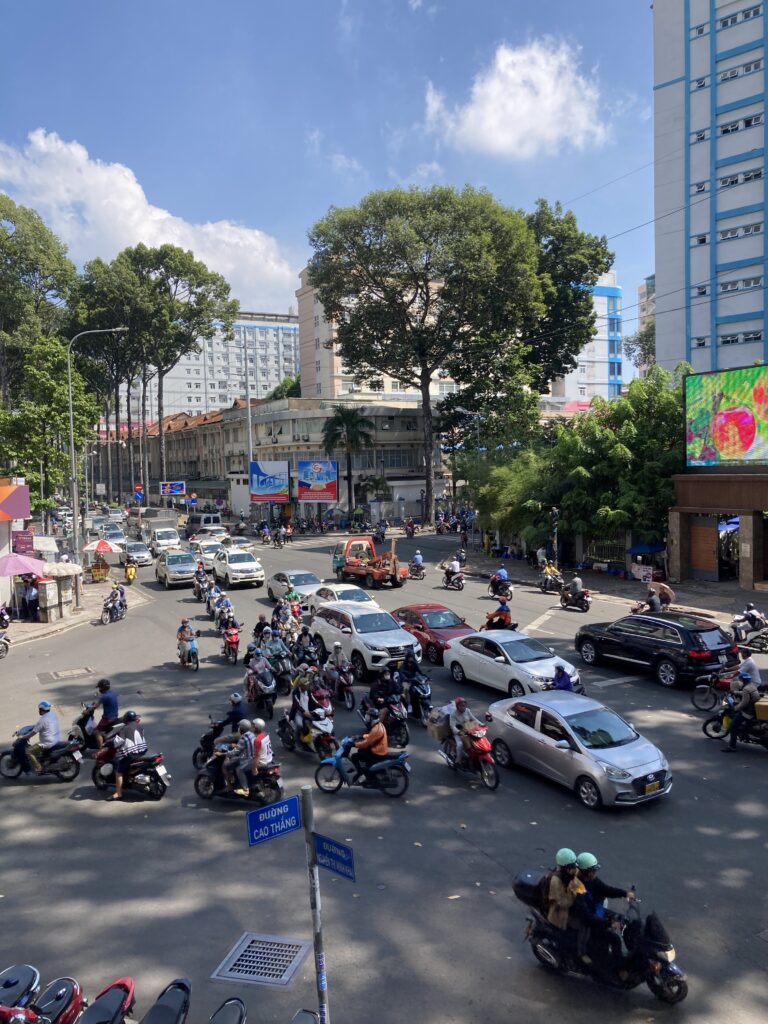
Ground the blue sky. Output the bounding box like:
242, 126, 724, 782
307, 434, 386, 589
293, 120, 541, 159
0, 0, 655, 330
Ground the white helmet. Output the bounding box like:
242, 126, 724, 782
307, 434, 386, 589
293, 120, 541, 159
220, 591, 228, 597
333, 641, 343, 649
238, 719, 253, 733
253, 718, 266, 732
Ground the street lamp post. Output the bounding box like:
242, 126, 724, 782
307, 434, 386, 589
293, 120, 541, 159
67, 327, 128, 606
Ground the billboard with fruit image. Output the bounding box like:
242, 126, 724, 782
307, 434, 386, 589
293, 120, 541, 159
686, 365, 768, 467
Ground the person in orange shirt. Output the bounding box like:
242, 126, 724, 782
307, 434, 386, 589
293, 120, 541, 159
351, 709, 389, 781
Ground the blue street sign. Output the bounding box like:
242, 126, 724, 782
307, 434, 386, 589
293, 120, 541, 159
134, 491, 144, 503
246, 795, 301, 847
186, 497, 198, 506
314, 833, 355, 882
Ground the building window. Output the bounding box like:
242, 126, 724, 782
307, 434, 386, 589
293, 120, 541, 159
694, 182, 707, 193
720, 67, 739, 82
719, 227, 740, 240
693, 337, 708, 348
720, 14, 738, 28
720, 334, 740, 345
743, 168, 764, 182
693, 25, 706, 37
743, 276, 763, 289
743, 222, 762, 234
744, 114, 763, 128
744, 59, 763, 74
742, 5, 762, 19
694, 130, 707, 142
720, 280, 740, 292
695, 234, 708, 245
719, 121, 740, 135
438, 382, 459, 395
315, 337, 320, 350
696, 285, 709, 296
316, 383, 322, 395
578, 363, 586, 376
578, 386, 586, 397
694, 76, 707, 88
744, 330, 764, 342
719, 174, 739, 188
315, 360, 321, 372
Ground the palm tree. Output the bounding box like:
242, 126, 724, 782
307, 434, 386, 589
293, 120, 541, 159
322, 404, 375, 514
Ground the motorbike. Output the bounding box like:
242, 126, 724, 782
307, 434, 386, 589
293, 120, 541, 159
438, 725, 499, 789
192, 716, 226, 770
539, 570, 564, 594
0, 976, 84, 1024
244, 665, 277, 719
0, 604, 10, 629
397, 671, 432, 727
728, 611, 768, 649
77, 979, 135, 1024
222, 625, 241, 665
100, 592, 126, 625
277, 707, 338, 759
691, 668, 737, 711
267, 653, 294, 696
138, 979, 191, 1024
206, 588, 222, 618
293, 642, 320, 670
178, 631, 201, 671
193, 576, 209, 602
209, 1000, 246, 1024
559, 588, 593, 613
68, 702, 105, 752
442, 570, 465, 591
513, 873, 687, 1004
0, 726, 83, 781
0, 632, 10, 660
479, 614, 519, 632
702, 692, 768, 748
124, 562, 137, 584
194, 748, 284, 805
91, 746, 171, 799
314, 736, 411, 797
273, 534, 285, 549
407, 560, 425, 581
0, 965, 41, 1008
359, 698, 410, 748
321, 661, 356, 711
487, 576, 513, 600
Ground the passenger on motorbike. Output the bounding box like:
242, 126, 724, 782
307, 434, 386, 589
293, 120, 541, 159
449, 696, 480, 768
246, 647, 273, 686
177, 618, 195, 664
253, 613, 270, 642
224, 720, 255, 797
490, 565, 509, 595
108, 711, 147, 800
290, 677, 313, 743
723, 671, 760, 751
350, 708, 389, 780
546, 849, 584, 930
24, 700, 61, 774
93, 678, 120, 747
251, 717, 273, 771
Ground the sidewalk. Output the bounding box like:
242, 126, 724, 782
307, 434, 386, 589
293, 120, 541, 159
6, 580, 150, 646
458, 550, 747, 621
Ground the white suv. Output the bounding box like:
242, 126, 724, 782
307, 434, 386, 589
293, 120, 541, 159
212, 548, 265, 588
311, 601, 421, 681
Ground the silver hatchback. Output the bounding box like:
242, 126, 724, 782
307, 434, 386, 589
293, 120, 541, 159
485, 691, 672, 810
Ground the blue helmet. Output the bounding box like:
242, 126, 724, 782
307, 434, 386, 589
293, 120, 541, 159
38, 700, 52, 712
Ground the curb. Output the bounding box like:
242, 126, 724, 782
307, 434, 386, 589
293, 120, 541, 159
11, 588, 152, 648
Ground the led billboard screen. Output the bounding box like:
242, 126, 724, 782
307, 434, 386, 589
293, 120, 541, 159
686, 365, 768, 467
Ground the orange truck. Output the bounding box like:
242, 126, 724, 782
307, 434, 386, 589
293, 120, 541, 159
331, 535, 408, 589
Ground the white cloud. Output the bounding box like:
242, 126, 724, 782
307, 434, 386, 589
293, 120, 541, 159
330, 151, 365, 178
305, 128, 323, 157
425, 39, 608, 160
0, 129, 296, 309
408, 0, 423, 10
389, 160, 444, 186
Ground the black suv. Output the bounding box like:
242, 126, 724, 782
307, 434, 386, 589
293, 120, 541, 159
574, 612, 738, 688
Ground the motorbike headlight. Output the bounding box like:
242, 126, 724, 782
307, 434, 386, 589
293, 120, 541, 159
657, 947, 675, 962
599, 761, 631, 780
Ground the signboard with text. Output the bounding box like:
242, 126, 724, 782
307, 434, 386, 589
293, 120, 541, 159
12, 529, 35, 554
297, 461, 338, 504
160, 481, 186, 497
249, 461, 289, 503
314, 833, 355, 881
246, 795, 301, 847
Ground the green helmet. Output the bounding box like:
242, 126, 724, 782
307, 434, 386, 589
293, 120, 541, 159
576, 852, 599, 871
555, 847, 577, 867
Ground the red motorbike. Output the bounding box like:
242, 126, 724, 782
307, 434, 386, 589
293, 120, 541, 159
222, 625, 241, 665
439, 724, 499, 790
0, 977, 85, 1024
77, 979, 134, 1024
321, 661, 356, 711
288, 598, 302, 620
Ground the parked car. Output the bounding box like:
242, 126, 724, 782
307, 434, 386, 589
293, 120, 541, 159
392, 603, 475, 664
311, 602, 422, 681
307, 583, 380, 617
574, 611, 739, 688
188, 540, 224, 570
212, 549, 265, 588
485, 691, 672, 809
266, 570, 322, 605
443, 629, 580, 697
155, 550, 197, 588
119, 541, 153, 566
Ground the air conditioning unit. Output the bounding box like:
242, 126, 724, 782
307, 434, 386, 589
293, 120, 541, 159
301, 434, 310, 442
271, 436, 278, 444
381, 422, 390, 430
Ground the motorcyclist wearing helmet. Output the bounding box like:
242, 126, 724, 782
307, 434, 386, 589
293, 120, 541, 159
568, 574, 584, 598
251, 717, 273, 772
290, 674, 313, 743
193, 560, 207, 584
350, 707, 389, 780
444, 555, 461, 584
367, 668, 402, 711
214, 591, 233, 627
572, 852, 635, 971
253, 613, 270, 642
411, 549, 424, 568
490, 565, 509, 595
398, 652, 426, 709
724, 670, 760, 751
284, 584, 301, 604
220, 692, 249, 732
177, 617, 196, 664
245, 648, 273, 699
25, 700, 61, 774
546, 848, 584, 930
552, 664, 574, 692
92, 678, 120, 747
263, 628, 290, 662
485, 596, 514, 630
448, 697, 480, 768
736, 602, 765, 633
108, 711, 147, 800
224, 720, 255, 797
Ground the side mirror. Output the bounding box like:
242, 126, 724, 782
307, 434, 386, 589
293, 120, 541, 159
460, 617, 466, 623
549, 648, 555, 654
494, 655, 506, 663
484, 711, 493, 723
341, 627, 352, 635
554, 739, 571, 750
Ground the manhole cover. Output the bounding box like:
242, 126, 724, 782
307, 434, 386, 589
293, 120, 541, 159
37, 668, 97, 685
211, 933, 311, 987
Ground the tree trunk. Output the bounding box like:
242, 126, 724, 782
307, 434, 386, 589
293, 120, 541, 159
114, 383, 122, 506
346, 449, 353, 514
420, 373, 434, 526
126, 375, 136, 494
158, 369, 167, 502
141, 365, 150, 506
105, 402, 113, 504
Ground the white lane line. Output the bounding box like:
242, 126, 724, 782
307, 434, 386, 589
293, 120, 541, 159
588, 674, 641, 689
523, 610, 558, 633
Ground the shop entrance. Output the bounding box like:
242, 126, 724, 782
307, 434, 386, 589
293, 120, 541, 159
689, 514, 718, 581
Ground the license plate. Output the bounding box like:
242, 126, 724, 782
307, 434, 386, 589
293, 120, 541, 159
718, 654, 726, 664
403, 762, 411, 773
72, 750, 83, 762
156, 765, 168, 777
645, 781, 661, 794
277, 778, 285, 788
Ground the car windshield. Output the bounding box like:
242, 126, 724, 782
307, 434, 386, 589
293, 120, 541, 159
289, 572, 321, 586
229, 553, 256, 564
694, 628, 731, 650
354, 612, 400, 634
339, 589, 371, 603
199, 543, 222, 553
167, 554, 195, 566
156, 530, 177, 540
565, 709, 638, 749
500, 638, 553, 663
127, 544, 149, 554
423, 610, 464, 628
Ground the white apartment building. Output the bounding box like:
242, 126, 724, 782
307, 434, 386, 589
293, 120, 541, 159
295, 268, 459, 400
654, 0, 766, 372
637, 273, 656, 378
127, 311, 300, 420
545, 271, 624, 413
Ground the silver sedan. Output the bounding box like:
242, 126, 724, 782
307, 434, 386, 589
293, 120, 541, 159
485, 691, 672, 810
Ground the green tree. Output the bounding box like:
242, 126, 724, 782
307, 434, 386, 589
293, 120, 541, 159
321, 404, 375, 514
266, 375, 301, 400
623, 317, 656, 370
0, 196, 76, 404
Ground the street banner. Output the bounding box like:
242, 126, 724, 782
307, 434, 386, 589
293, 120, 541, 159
249, 461, 290, 503
160, 481, 186, 497
297, 460, 338, 503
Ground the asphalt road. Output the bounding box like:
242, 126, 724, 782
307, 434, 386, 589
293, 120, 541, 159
2, 533, 767, 1024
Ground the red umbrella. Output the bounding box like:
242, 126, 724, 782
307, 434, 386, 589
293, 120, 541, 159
81, 539, 122, 554
0, 553, 45, 577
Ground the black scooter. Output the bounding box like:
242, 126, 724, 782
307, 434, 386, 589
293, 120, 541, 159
0, 964, 41, 1007
139, 979, 191, 1024
0, 727, 83, 782
194, 749, 283, 805
192, 716, 226, 770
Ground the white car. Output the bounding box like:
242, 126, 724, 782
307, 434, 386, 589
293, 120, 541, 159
307, 583, 380, 618
212, 548, 265, 588
311, 602, 421, 681
189, 540, 224, 571
191, 524, 228, 541
443, 629, 580, 698
266, 570, 322, 605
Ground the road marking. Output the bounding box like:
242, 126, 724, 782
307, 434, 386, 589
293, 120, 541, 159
588, 674, 640, 689
524, 610, 557, 633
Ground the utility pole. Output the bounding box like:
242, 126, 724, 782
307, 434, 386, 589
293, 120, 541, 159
300, 786, 330, 1024
550, 506, 559, 565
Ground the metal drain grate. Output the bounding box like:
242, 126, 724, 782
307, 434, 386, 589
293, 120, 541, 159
37, 667, 97, 685
211, 933, 311, 987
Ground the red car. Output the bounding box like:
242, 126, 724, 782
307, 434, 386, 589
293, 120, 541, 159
392, 603, 475, 664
